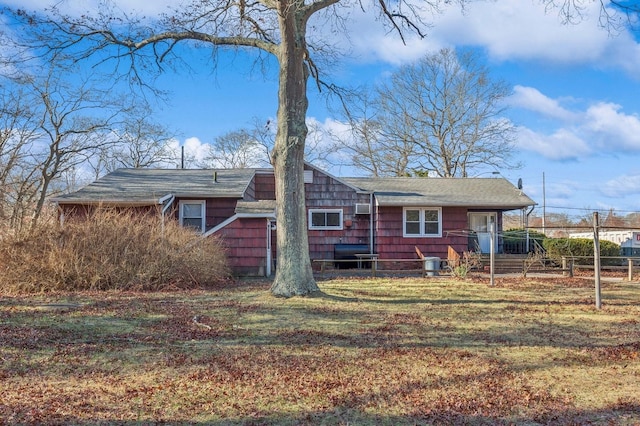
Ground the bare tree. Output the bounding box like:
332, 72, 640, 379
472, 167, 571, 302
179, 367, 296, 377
341, 48, 518, 178
549, 0, 640, 31
87, 106, 177, 178
0, 60, 133, 227
32, 72, 129, 225
337, 91, 418, 177
201, 129, 269, 169
0, 87, 41, 231
6, 0, 639, 295
202, 118, 340, 169
304, 119, 342, 169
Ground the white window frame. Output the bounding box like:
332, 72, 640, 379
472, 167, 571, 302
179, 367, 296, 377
179, 200, 206, 233
403, 207, 442, 238
308, 208, 343, 230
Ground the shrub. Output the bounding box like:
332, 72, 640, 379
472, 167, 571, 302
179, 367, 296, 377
0, 208, 231, 293
543, 238, 620, 266
448, 251, 482, 278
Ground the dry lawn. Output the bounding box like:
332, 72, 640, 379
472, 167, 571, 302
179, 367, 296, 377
1, 275, 639, 425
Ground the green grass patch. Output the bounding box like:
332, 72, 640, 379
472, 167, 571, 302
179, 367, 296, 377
1, 277, 639, 424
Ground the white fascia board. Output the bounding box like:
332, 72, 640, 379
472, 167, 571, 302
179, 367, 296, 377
202, 212, 276, 238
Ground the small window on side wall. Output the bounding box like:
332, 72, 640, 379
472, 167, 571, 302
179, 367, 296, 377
304, 170, 314, 184
403, 207, 442, 237
179, 200, 206, 233
309, 209, 343, 230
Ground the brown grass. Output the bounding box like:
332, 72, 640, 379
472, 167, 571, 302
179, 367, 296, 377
1, 276, 639, 425
0, 208, 230, 293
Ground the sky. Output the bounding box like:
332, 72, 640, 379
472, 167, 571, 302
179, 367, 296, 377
2, 0, 640, 220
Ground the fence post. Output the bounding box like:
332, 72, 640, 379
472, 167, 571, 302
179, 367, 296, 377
628, 258, 634, 282
569, 258, 574, 277
489, 222, 495, 287
593, 212, 602, 310
562, 256, 568, 277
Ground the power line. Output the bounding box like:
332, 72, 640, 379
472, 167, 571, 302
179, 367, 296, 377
533, 205, 640, 215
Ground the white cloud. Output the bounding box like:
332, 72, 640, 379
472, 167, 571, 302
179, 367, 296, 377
510, 86, 640, 161
515, 126, 591, 160
331, 8, 446, 65
508, 86, 578, 122
12, 0, 640, 75
183, 137, 210, 163
342, 0, 640, 76
165, 137, 210, 168
601, 173, 640, 198
434, 0, 608, 63
584, 102, 640, 151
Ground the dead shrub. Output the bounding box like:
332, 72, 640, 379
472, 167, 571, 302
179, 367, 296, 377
0, 208, 231, 293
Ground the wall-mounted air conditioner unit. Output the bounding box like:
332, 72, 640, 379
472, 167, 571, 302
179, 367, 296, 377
355, 203, 371, 215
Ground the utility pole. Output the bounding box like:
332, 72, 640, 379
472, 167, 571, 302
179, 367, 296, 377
542, 172, 546, 236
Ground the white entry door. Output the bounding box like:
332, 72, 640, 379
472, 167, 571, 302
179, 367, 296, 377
469, 213, 497, 253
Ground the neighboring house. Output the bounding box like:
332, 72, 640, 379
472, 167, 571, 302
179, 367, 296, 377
52, 163, 536, 276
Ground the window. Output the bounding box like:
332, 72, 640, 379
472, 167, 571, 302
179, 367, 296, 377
304, 170, 314, 183
179, 200, 205, 233
308, 209, 343, 230
403, 207, 442, 237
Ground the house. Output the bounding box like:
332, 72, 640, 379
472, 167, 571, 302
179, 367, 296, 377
52, 164, 536, 276
570, 230, 640, 256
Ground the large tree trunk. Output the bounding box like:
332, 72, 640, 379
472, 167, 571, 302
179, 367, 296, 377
270, 4, 319, 297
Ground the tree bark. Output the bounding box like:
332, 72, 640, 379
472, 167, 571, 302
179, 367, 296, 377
270, 3, 319, 297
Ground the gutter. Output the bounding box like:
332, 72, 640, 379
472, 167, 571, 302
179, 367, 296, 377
57, 204, 65, 227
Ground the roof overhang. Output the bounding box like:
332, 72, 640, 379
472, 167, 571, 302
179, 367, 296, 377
379, 201, 537, 209
53, 199, 160, 207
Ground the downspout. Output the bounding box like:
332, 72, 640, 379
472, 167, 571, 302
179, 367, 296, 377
159, 194, 175, 236
266, 219, 273, 277
56, 204, 65, 227
369, 192, 374, 254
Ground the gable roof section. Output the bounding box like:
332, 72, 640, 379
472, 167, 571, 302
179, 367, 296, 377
53, 166, 536, 210
235, 200, 277, 215
53, 168, 256, 205
303, 162, 367, 193
343, 177, 536, 209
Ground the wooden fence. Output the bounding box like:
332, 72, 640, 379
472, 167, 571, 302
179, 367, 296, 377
313, 257, 445, 278
313, 255, 640, 281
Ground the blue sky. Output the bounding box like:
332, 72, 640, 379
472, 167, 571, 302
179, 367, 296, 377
3, 0, 640, 220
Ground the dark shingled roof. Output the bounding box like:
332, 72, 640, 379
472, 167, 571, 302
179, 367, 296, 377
53, 168, 257, 205
235, 200, 277, 215
53, 167, 536, 211
342, 176, 536, 209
